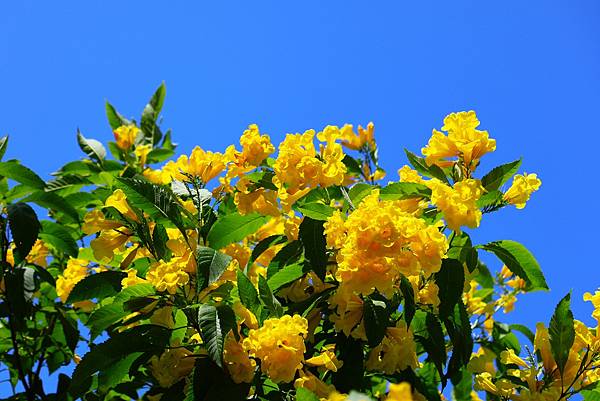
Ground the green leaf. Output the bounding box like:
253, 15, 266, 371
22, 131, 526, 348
363, 297, 389, 347
146, 148, 175, 163
399, 275, 416, 326
237, 270, 259, 310
198, 304, 237, 368
297, 202, 334, 220
140, 83, 166, 145
196, 246, 233, 290
379, 182, 431, 200
296, 388, 320, 401
0, 135, 8, 161
70, 325, 171, 397
435, 259, 465, 319
268, 263, 305, 292
258, 275, 283, 317
510, 323, 536, 345
404, 149, 449, 183
105, 101, 130, 130
480, 240, 548, 291
39, 220, 78, 257
188, 358, 250, 401
299, 217, 327, 280
267, 240, 303, 278
481, 159, 522, 191
7, 203, 40, 263
549, 293, 575, 377
444, 301, 473, 375
45, 174, 91, 192
23, 191, 80, 222
332, 335, 365, 393
152, 223, 170, 261
87, 303, 130, 339
476, 189, 504, 209
0, 161, 45, 189
248, 234, 287, 266
66, 271, 125, 303
116, 177, 189, 238
348, 183, 373, 206
77, 129, 107, 163
207, 212, 269, 250
451, 368, 473, 401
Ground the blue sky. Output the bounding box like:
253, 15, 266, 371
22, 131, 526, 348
1, 0, 599, 395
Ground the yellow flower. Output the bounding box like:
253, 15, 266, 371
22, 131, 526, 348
243, 314, 308, 383
234, 177, 280, 217
500, 349, 529, 368
398, 165, 425, 184
386, 383, 414, 401
467, 347, 496, 374
429, 179, 484, 231
82, 209, 122, 235
121, 268, 148, 288
56, 258, 89, 302
584, 289, 600, 327
366, 321, 418, 374
149, 345, 195, 388
232, 301, 258, 330
294, 369, 336, 399
146, 259, 189, 294
283, 212, 302, 241
105, 189, 139, 221
503, 173, 541, 209
329, 289, 364, 337
113, 125, 140, 150
328, 190, 448, 297
421, 111, 496, 171
135, 144, 152, 166
223, 332, 256, 384
239, 124, 275, 166
27, 240, 49, 267
305, 347, 343, 372
90, 228, 130, 262
177, 146, 226, 184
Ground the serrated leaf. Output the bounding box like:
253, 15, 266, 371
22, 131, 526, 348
297, 202, 334, 220
66, 271, 125, 303
435, 258, 465, 319
299, 217, 327, 280
77, 129, 106, 163
196, 246, 233, 290
45, 174, 91, 192
69, 325, 171, 397
87, 303, 130, 339
39, 220, 78, 257
0, 161, 45, 189
481, 159, 522, 191
105, 101, 130, 130
399, 275, 416, 326
152, 223, 170, 261
237, 270, 259, 310
207, 212, 269, 250
480, 240, 548, 291
379, 182, 431, 200
258, 275, 282, 317
363, 297, 389, 347
549, 293, 575, 377
248, 234, 287, 266
198, 304, 237, 368
404, 149, 449, 184
510, 323, 535, 344
348, 183, 373, 206
7, 203, 40, 263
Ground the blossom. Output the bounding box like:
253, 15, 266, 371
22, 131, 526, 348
429, 179, 484, 231
294, 370, 336, 399
113, 125, 140, 150
56, 258, 89, 302
243, 315, 308, 383
238, 124, 275, 166
105, 189, 138, 221
366, 321, 419, 374
421, 111, 496, 171
503, 173, 541, 209
146, 259, 189, 294
500, 349, 528, 368
340, 122, 376, 151
223, 333, 256, 384
149, 345, 195, 388
90, 228, 130, 262
176, 146, 227, 184
386, 383, 414, 401
135, 144, 152, 166
305, 347, 343, 372
82, 209, 122, 235
121, 268, 148, 288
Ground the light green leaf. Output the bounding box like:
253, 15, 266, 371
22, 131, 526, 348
297, 202, 334, 220
268, 263, 305, 292
549, 293, 575, 377
379, 182, 431, 200
77, 129, 106, 163
481, 159, 522, 191
237, 270, 259, 311
0, 161, 45, 189
39, 220, 78, 257
207, 212, 269, 250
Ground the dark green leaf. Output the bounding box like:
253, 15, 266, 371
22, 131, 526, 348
510, 323, 535, 345
248, 234, 287, 266
0, 161, 45, 189
105, 101, 130, 130
299, 217, 327, 280
549, 293, 575, 377
399, 275, 416, 326
405, 149, 449, 184
267, 240, 303, 278
480, 240, 548, 291
87, 303, 130, 338
332, 335, 364, 393
23, 191, 80, 222
435, 258, 465, 319
7, 202, 40, 263
39, 220, 78, 257
481, 159, 522, 191
258, 275, 283, 317
196, 246, 233, 290
152, 223, 170, 261
0, 135, 8, 161
363, 297, 389, 347
198, 304, 237, 367
66, 271, 125, 303
207, 212, 269, 250
237, 270, 259, 311
348, 183, 373, 206
70, 325, 171, 397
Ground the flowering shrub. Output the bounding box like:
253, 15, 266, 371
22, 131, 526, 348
0, 84, 597, 401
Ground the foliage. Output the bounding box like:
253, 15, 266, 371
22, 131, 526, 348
0, 85, 596, 401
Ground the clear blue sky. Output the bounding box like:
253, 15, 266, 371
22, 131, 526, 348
1, 0, 599, 395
